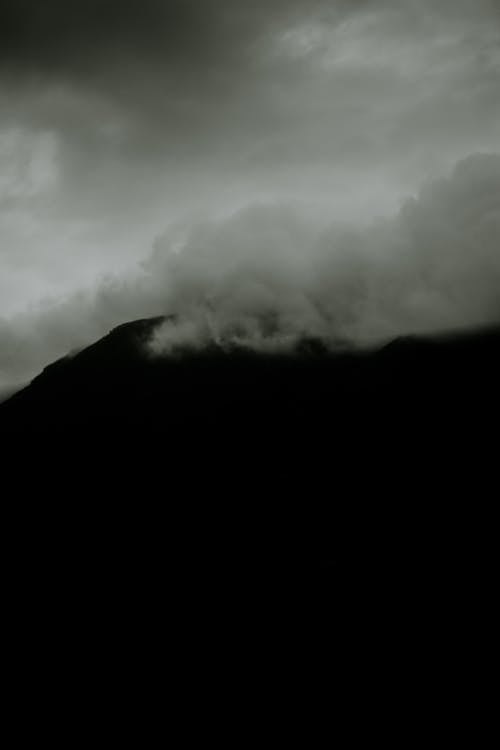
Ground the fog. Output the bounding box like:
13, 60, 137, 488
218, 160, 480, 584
1, 152, 499, 383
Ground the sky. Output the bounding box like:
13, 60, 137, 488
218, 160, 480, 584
0, 0, 499, 385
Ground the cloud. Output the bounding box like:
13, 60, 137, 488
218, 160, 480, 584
0, 152, 499, 386
2, 1, 498, 171
0, 1, 498, 319
149, 153, 500, 352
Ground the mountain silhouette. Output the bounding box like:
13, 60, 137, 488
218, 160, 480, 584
2, 316, 499, 448
1, 317, 498, 656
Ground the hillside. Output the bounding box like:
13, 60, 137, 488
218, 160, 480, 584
1, 317, 498, 667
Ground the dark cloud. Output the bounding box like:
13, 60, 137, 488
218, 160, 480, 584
0, 2, 337, 159
0, 1, 332, 85
0, 2, 498, 370
3, 0, 497, 167
1, 0, 497, 175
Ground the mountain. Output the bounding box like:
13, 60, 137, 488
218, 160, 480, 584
1, 317, 498, 656
2, 315, 499, 448
3, 316, 499, 500
0, 384, 21, 404
2, 314, 498, 541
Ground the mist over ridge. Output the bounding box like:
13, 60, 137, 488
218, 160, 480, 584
1, 151, 499, 386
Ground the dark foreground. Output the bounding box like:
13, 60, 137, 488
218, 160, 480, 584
1, 318, 498, 715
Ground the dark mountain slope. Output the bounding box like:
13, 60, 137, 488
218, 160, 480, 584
2, 317, 499, 500
2, 318, 499, 467
1, 319, 498, 651
2, 316, 498, 556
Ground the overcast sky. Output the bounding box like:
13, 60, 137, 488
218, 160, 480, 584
0, 1, 499, 384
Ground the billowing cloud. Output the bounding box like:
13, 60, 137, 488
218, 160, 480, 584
148, 153, 500, 351
1, 153, 499, 385
0, 3, 499, 382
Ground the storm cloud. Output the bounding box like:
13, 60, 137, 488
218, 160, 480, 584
0, 2, 499, 383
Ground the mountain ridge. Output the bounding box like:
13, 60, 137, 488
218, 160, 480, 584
1, 316, 498, 646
